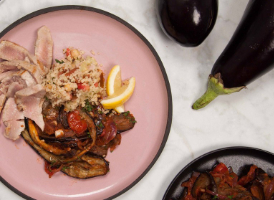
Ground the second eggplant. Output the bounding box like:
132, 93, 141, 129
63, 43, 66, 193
192, 0, 274, 110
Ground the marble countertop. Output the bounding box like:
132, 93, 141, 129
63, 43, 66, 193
1, 0, 274, 199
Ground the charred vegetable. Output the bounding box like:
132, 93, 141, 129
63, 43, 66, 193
191, 172, 217, 198
21, 129, 109, 179
157, 0, 218, 47
22, 99, 136, 179
193, 0, 274, 109
113, 111, 136, 133
181, 163, 274, 200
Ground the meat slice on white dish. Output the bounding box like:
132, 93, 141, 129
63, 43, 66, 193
15, 84, 46, 131
35, 26, 53, 74
1, 98, 25, 140
0, 40, 37, 64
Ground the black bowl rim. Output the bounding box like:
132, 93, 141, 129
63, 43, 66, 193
0, 5, 173, 200
163, 146, 274, 200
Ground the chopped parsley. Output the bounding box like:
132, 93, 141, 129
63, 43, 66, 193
212, 196, 218, 200
62, 166, 69, 170
123, 111, 130, 116
84, 100, 93, 112
227, 196, 233, 199
50, 160, 56, 166
55, 59, 64, 64
86, 132, 91, 138
98, 122, 104, 128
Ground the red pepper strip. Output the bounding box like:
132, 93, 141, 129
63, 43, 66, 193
66, 48, 70, 57
44, 161, 63, 178
238, 165, 258, 186
77, 83, 90, 91
181, 172, 200, 199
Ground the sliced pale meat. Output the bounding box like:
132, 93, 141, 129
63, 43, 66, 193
0, 73, 27, 96
15, 84, 45, 99
35, 26, 53, 74
0, 94, 6, 112
0, 61, 18, 73
0, 70, 35, 87
3, 119, 25, 140
2, 98, 24, 122
20, 70, 36, 87
0, 60, 43, 83
6, 82, 25, 97
0, 40, 37, 64
15, 84, 45, 130
19, 96, 44, 131
1, 98, 25, 140
0, 73, 27, 114
0, 70, 19, 81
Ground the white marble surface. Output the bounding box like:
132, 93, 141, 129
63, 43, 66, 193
1, 0, 274, 199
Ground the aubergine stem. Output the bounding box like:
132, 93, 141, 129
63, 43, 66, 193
192, 73, 245, 110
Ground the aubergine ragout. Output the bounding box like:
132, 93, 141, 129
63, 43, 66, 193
22, 48, 136, 179
181, 163, 274, 200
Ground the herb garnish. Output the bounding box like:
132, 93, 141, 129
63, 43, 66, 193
123, 111, 130, 116
55, 59, 64, 64
98, 122, 104, 128
227, 196, 233, 199
87, 132, 91, 138
84, 100, 93, 112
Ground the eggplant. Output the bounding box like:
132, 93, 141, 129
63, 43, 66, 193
112, 111, 136, 133
250, 181, 265, 200
193, 0, 274, 109
58, 106, 69, 129
21, 129, 109, 179
28, 119, 70, 155
191, 172, 217, 198
157, 0, 218, 47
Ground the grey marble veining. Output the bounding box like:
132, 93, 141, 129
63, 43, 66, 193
0, 0, 274, 199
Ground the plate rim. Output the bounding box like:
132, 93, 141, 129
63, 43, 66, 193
0, 5, 173, 200
163, 146, 274, 200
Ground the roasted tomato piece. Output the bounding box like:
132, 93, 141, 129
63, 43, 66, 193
67, 110, 88, 135
213, 162, 229, 174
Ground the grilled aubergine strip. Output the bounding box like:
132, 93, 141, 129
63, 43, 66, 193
192, 0, 274, 110
22, 129, 109, 179
28, 119, 70, 155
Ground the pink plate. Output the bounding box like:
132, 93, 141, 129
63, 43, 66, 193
0, 6, 172, 200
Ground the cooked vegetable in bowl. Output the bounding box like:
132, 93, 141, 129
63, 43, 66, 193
181, 163, 274, 200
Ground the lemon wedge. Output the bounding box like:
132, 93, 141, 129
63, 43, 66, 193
105, 65, 135, 112
106, 65, 122, 96
106, 65, 124, 112
101, 75, 135, 110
